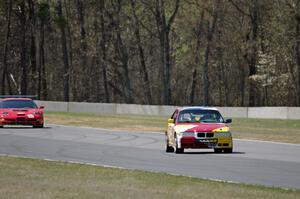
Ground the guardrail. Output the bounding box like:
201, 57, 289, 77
36, 100, 300, 120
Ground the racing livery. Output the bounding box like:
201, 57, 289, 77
165, 107, 233, 153
0, 97, 44, 128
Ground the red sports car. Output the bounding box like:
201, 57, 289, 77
0, 98, 44, 128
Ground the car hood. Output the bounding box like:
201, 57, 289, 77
174, 123, 227, 133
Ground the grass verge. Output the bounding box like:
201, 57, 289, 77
45, 112, 300, 144
0, 156, 299, 199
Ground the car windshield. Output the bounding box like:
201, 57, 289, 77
0, 100, 37, 109
177, 109, 224, 123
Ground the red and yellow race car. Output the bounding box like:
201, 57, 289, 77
165, 107, 233, 153
0, 97, 44, 128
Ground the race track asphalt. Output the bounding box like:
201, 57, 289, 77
0, 125, 299, 189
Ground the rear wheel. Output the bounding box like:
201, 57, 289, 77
214, 148, 222, 153
175, 137, 184, 154
224, 148, 233, 153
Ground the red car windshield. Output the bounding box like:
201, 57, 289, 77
0, 100, 38, 109
177, 109, 224, 123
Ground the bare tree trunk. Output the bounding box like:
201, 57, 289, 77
1, 0, 12, 95
108, 0, 133, 103
37, 2, 49, 100
155, 0, 167, 104
296, 11, 300, 106
248, 0, 259, 106
20, 0, 28, 95
202, 0, 220, 106
155, 0, 180, 105
235, 51, 245, 106
99, 0, 109, 103
28, 0, 37, 95
130, 0, 152, 104
221, 60, 229, 106
38, 14, 44, 99
76, 0, 89, 101
190, 67, 197, 105
57, 0, 70, 102
217, 46, 223, 106
116, 31, 133, 104
229, 0, 259, 106
216, 10, 227, 106
64, 0, 73, 101
190, 11, 204, 105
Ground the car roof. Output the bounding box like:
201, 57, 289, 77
0, 98, 33, 101
179, 106, 219, 111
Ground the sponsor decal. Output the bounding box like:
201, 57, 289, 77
174, 125, 198, 133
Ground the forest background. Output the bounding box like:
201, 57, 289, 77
1, 0, 300, 107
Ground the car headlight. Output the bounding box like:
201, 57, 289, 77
2, 112, 8, 115
215, 132, 232, 137
212, 126, 229, 132
181, 132, 195, 136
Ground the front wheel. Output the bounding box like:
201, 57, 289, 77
33, 123, 44, 128
165, 135, 174, 153
175, 136, 184, 154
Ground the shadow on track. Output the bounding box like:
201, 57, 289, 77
183, 151, 245, 155
1, 126, 52, 130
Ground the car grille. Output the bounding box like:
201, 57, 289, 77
197, 132, 214, 138
197, 133, 205, 137
16, 118, 26, 124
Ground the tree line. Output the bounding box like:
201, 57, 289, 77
0, 0, 299, 106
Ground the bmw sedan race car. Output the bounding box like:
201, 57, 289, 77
0, 97, 44, 128
165, 107, 233, 154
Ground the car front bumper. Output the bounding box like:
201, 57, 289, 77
0, 117, 43, 126
180, 136, 232, 149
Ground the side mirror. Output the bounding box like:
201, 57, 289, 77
39, 106, 45, 109
168, 118, 175, 124
225, 119, 232, 124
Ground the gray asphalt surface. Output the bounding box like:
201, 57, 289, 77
0, 125, 300, 189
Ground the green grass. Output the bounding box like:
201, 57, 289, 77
230, 118, 300, 143
0, 156, 299, 199
46, 111, 167, 132
45, 111, 300, 144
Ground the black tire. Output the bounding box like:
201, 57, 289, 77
166, 140, 174, 152
166, 145, 174, 153
175, 148, 184, 154
224, 148, 233, 153
175, 137, 184, 154
33, 123, 44, 128
165, 133, 174, 153
0, 126, 3, 128
214, 148, 223, 153
165, 134, 174, 152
